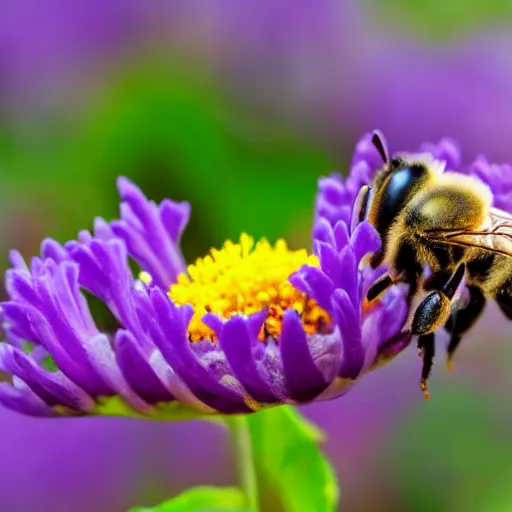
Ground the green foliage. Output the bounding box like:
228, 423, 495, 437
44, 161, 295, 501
373, 0, 512, 41
248, 406, 339, 512
129, 486, 248, 512
390, 388, 512, 512
69, 67, 333, 254
20, 342, 57, 372
93, 395, 208, 422
222, 140, 331, 245
0, 66, 333, 271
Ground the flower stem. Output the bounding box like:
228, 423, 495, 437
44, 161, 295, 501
226, 415, 259, 511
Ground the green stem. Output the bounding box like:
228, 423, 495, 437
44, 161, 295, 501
226, 415, 259, 511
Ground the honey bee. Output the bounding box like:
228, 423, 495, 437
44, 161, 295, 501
358, 131, 512, 397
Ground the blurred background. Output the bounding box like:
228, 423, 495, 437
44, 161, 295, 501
1, 1, 512, 511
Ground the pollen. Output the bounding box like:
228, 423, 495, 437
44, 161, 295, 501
166, 233, 332, 341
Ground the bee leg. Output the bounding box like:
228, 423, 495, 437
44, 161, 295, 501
371, 130, 389, 164
405, 276, 420, 311
423, 270, 451, 292
370, 250, 384, 269
366, 273, 394, 302
351, 184, 372, 232
496, 278, 512, 320
411, 263, 466, 335
444, 285, 486, 370
417, 333, 435, 399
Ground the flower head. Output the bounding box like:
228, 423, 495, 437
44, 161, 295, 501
0, 133, 413, 419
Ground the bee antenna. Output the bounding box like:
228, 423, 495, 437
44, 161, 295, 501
371, 130, 389, 164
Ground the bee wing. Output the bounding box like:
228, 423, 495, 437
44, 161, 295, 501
423, 207, 512, 258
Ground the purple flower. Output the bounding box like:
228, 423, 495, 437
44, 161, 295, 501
0, 0, 178, 115
166, 3, 512, 163
0, 134, 410, 418
418, 136, 512, 211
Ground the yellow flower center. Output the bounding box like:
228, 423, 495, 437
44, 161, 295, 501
159, 233, 331, 341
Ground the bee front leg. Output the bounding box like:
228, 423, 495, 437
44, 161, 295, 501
366, 273, 395, 302
351, 184, 372, 233
411, 263, 466, 336
417, 333, 435, 399
444, 285, 486, 370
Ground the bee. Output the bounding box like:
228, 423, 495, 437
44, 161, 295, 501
358, 131, 512, 398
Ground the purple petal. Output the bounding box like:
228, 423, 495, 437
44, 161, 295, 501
288, 268, 313, 297
6, 273, 105, 395
147, 349, 213, 413
335, 246, 358, 301
93, 217, 115, 240
115, 330, 174, 404
8, 250, 29, 272
346, 161, 373, 195
1, 302, 36, 342
149, 289, 250, 413
83, 333, 152, 413
351, 132, 385, 172
112, 177, 188, 289
312, 216, 335, 247
374, 332, 412, 368
253, 339, 287, 402
52, 263, 97, 334
317, 176, 349, 208
77, 230, 93, 244
0, 382, 55, 417
201, 313, 225, 336
333, 289, 364, 380
351, 221, 381, 263
0, 345, 94, 412
316, 242, 339, 279
466, 156, 512, 212
333, 221, 350, 252
41, 238, 69, 263
88, 240, 138, 329
420, 138, 461, 170
379, 291, 408, 343
290, 266, 334, 312
217, 315, 278, 404
65, 242, 111, 305
159, 199, 191, 242
280, 310, 328, 402
246, 310, 269, 339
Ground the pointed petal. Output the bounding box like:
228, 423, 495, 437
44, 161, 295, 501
218, 315, 278, 404
351, 222, 381, 263
150, 289, 250, 413
115, 330, 174, 404
0, 345, 94, 412
280, 310, 328, 402
0, 382, 55, 417
333, 289, 364, 379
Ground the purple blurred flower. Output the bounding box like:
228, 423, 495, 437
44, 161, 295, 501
166, 3, 512, 163
0, 134, 410, 419
0, 0, 176, 115
0, 408, 231, 512
419, 136, 512, 211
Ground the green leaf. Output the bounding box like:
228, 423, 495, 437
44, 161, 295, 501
19, 342, 58, 372
371, 0, 512, 42
129, 486, 248, 512
389, 388, 512, 512
247, 406, 339, 512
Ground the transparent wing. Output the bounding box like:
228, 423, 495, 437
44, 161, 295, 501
423, 207, 512, 258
